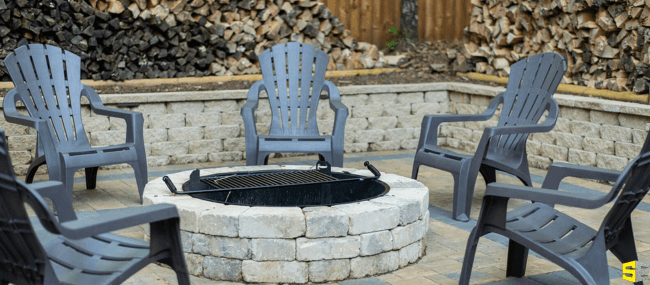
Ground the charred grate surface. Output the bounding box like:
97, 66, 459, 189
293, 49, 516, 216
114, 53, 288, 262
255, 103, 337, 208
201, 170, 337, 189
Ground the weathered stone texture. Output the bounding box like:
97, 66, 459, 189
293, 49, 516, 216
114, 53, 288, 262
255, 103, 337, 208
150, 141, 189, 156
619, 114, 650, 130
369, 141, 401, 151
560, 106, 589, 121
570, 121, 601, 138
411, 102, 448, 115
352, 104, 384, 118
615, 142, 642, 159
582, 137, 615, 155
242, 261, 308, 283
397, 92, 424, 104
170, 154, 208, 164
355, 130, 385, 143
334, 202, 400, 235
425, 91, 448, 102
168, 101, 204, 114
204, 125, 239, 140
204, 100, 239, 112
600, 125, 632, 143
350, 251, 399, 278
251, 239, 296, 261
568, 149, 597, 166
391, 219, 425, 249
555, 133, 582, 149
366, 93, 397, 104
360, 230, 393, 256
148, 114, 185, 129
296, 236, 360, 261
239, 207, 305, 238
198, 205, 249, 237
367, 116, 398, 130
397, 115, 424, 128
143, 128, 168, 143
90, 131, 125, 146
168, 127, 204, 141
345, 118, 369, 131
304, 207, 349, 238
596, 154, 629, 171
186, 112, 221, 127
590, 110, 618, 125
308, 259, 350, 282
541, 143, 568, 162
398, 241, 422, 267
189, 139, 223, 154
203, 257, 242, 281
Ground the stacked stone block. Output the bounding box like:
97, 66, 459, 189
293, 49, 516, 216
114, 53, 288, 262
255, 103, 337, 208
1, 83, 647, 174
142, 166, 429, 283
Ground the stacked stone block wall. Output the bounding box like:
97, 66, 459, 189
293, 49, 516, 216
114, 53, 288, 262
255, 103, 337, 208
1, 83, 648, 174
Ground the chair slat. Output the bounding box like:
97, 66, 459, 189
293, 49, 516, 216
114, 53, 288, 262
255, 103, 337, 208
272, 44, 290, 132
299, 44, 317, 132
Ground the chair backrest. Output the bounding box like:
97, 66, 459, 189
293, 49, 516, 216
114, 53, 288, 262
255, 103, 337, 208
257, 42, 329, 136
601, 133, 650, 247
4, 44, 89, 150
488, 53, 566, 155
0, 128, 49, 283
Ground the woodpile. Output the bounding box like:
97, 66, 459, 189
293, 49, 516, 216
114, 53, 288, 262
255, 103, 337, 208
0, 0, 386, 81
461, 0, 650, 93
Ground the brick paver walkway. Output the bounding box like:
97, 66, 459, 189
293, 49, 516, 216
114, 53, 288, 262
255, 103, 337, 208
28, 149, 645, 284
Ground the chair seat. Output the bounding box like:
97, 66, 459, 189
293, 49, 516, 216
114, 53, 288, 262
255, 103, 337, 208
259, 135, 332, 153
59, 144, 138, 168
500, 203, 597, 257
45, 233, 156, 285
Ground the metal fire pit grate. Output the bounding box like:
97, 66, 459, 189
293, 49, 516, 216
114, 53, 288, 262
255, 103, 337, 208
202, 170, 337, 190
162, 161, 390, 207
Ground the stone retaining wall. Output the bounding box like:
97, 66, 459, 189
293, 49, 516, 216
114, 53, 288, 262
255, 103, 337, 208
1, 82, 648, 174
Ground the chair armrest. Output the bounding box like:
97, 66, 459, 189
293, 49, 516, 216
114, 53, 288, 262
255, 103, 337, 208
541, 163, 622, 190
3, 89, 42, 129
418, 93, 503, 149
241, 81, 264, 137
323, 81, 348, 140
29, 181, 77, 223
485, 182, 610, 209
81, 85, 144, 144
57, 204, 179, 240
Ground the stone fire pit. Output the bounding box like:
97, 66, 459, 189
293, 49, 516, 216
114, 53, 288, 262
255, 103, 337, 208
143, 165, 430, 283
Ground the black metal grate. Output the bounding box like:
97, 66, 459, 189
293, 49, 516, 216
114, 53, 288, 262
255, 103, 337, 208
201, 170, 337, 190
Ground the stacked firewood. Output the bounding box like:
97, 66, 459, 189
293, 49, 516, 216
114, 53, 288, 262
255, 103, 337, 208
0, 0, 385, 81
461, 0, 650, 93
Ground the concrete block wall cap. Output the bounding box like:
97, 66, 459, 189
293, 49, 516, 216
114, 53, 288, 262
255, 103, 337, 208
0, 68, 398, 90
461, 72, 649, 103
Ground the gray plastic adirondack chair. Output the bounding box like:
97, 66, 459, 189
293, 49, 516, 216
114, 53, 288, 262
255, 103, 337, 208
412, 53, 566, 221
459, 129, 650, 285
241, 42, 348, 166
3, 44, 148, 202
0, 127, 189, 285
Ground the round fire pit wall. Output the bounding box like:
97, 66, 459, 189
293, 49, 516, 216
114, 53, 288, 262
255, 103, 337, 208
143, 165, 430, 283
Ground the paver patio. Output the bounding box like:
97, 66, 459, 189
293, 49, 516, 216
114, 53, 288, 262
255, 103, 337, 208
27, 149, 644, 285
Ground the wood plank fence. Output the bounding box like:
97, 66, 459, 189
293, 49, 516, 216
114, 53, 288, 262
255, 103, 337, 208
320, 0, 472, 47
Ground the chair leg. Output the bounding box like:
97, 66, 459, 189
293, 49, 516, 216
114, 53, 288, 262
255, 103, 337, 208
506, 240, 529, 278
459, 226, 482, 285
85, 167, 99, 189
246, 149, 258, 166
25, 156, 47, 183
130, 161, 148, 203
150, 220, 190, 285
451, 160, 477, 222
332, 149, 344, 167
411, 162, 420, 180
64, 168, 77, 205
610, 218, 641, 285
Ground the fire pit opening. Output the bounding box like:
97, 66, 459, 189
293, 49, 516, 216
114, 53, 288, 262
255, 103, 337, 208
163, 161, 390, 207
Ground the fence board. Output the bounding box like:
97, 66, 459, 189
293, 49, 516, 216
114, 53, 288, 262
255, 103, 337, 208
321, 0, 471, 47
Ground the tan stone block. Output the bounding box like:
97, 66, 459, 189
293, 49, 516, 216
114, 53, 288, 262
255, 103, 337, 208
8, 151, 31, 165
132, 103, 165, 114
369, 141, 400, 151
151, 141, 189, 156
355, 130, 385, 143
397, 115, 424, 128
383, 104, 412, 116
7, 135, 37, 151
82, 116, 110, 132
108, 117, 126, 131
204, 125, 240, 140
318, 119, 335, 135
186, 112, 221, 127
554, 118, 571, 133
345, 118, 369, 131
385, 128, 415, 141
448, 92, 470, 103
147, 155, 171, 166
222, 111, 245, 125
568, 149, 596, 167
559, 106, 589, 121
583, 137, 615, 155
341, 94, 368, 106
367, 117, 398, 130
148, 113, 185, 129
397, 92, 424, 104
570, 121, 600, 138
352, 104, 384, 118
632, 129, 649, 145
596, 154, 629, 171
470, 95, 492, 106
189, 140, 224, 154
204, 100, 239, 112
90, 131, 125, 146
143, 129, 168, 143
590, 110, 618, 125
168, 127, 204, 141
555, 133, 582, 149
425, 91, 448, 102
619, 114, 650, 130
366, 93, 397, 104
528, 155, 552, 169
401, 139, 419, 149
208, 151, 243, 162
526, 140, 542, 155
600, 125, 632, 143
345, 143, 368, 153
167, 101, 204, 114
531, 132, 556, 144
170, 154, 208, 164
412, 102, 448, 116
454, 103, 481, 115
615, 142, 642, 159
449, 127, 473, 141
541, 143, 568, 162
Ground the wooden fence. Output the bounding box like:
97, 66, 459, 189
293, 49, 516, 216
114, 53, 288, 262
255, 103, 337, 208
320, 0, 472, 47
